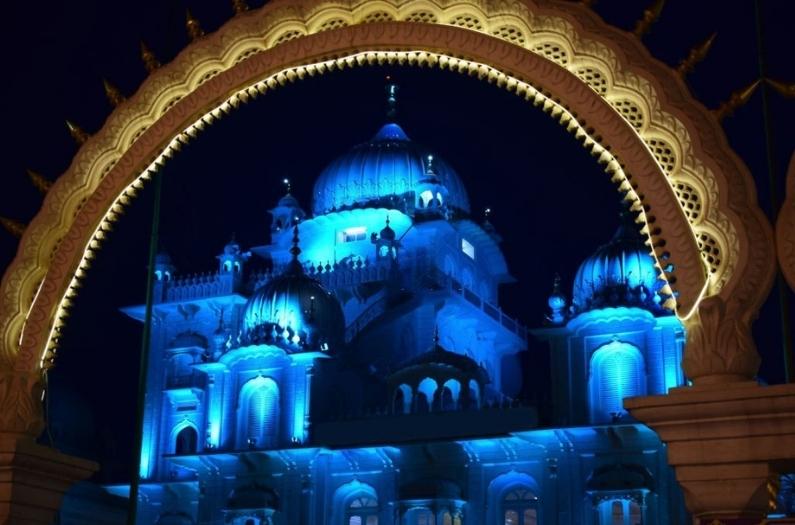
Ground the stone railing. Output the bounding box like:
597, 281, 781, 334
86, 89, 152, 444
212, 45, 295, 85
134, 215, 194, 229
160, 272, 234, 303
444, 276, 529, 342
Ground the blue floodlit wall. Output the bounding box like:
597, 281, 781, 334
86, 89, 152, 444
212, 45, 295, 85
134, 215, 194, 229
84, 119, 692, 525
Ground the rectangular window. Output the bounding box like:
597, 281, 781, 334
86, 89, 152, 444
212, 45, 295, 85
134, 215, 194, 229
461, 238, 475, 259
339, 226, 367, 243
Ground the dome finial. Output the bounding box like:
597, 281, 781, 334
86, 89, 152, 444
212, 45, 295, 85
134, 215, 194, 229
290, 224, 301, 261
283, 177, 291, 194
547, 273, 567, 325
385, 77, 399, 120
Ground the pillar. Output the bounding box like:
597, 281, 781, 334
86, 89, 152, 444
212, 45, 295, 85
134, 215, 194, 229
625, 297, 795, 524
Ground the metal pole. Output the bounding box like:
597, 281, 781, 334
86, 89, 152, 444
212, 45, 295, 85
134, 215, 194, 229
755, 0, 793, 382
127, 169, 163, 525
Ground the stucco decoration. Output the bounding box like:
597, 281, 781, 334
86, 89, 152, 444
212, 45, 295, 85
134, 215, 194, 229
0, 0, 775, 434
777, 152, 795, 291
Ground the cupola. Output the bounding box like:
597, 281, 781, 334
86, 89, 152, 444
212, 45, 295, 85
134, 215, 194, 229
242, 226, 344, 352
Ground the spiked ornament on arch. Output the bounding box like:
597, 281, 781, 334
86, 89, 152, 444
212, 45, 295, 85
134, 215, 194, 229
767, 78, 795, 99
713, 79, 761, 121
232, 0, 249, 15
27, 169, 52, 194
186, 10, 205, 41
676, 33, 717, 77
140, 41, 160, 73
103, 79, 126, 107
65, 120, 89, 145
0, 216, 26, 238
633, 0, 666, 38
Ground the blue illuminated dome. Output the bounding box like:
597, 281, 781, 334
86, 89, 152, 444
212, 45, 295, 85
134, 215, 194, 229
243, 229, 344, 351
311, 122, 470, 216
572, 214, 667, 314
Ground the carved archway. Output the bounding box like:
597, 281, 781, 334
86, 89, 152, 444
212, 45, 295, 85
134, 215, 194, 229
777, 152, 795, 291
0, 0, 774, 436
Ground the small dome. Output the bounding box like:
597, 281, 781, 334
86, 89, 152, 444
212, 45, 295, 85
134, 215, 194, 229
572, 215, 666, 314
226, 482, 279, 510
392, 333, 489, 385
155, 252, 173, 265
312, 122, 470, 216
243, 228, 344, 351
223, 238, 241, 256
277, 193, 300, 209
380, 217, 396, 241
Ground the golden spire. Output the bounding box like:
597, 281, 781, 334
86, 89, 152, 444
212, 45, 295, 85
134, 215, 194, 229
102, 79, 126, 108
713, 79, 761, 121
0, 216, 26, 238
27, 169, 52, 194
186, 10, 205, 41
633, 0, 666, 38
140, 41, 160, 73
65, 120, 89, 145
676, 33, 717, 77
767, 78, 795, 98
232, 0, 249, 15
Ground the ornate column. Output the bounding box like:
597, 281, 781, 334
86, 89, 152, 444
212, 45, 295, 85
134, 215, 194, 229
626, 295, 795, 524
0, 370, 97, 525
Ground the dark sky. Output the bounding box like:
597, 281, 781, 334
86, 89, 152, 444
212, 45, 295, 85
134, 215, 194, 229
2, 1, 793, 483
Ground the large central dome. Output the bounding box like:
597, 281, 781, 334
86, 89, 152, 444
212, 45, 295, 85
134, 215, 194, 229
311, 122, 471, 216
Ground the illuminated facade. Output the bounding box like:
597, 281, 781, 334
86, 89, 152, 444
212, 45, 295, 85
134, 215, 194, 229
108, 99, 689, 524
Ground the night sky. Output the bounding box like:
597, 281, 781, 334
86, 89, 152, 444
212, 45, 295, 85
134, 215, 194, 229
2, 1, 793, 484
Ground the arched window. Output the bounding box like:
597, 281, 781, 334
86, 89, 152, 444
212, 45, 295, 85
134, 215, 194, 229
597, 499, 641, 525
420, 190, 434, 208
174, 425, 197, 455
503, 487, 538, 525
394, 384, 412, 414
405, 509, 434, 525
417, 378, 438, 413
169, 352, 194, 387
346, 496, 378, 525
441, 379, 461, 411
238, 377, 280, 449
589, 341, 647, 423
468, 380, 480, 409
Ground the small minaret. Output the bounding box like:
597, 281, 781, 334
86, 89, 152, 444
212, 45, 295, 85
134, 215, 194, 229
371, 215, 399, 261
217, 235, 249, 292
547, 274, 567, 325
268, 178, 306, 234
414, 154, 448, 218
385, 77, 399, 121
152, 251, 176, 302
482, 207, 503, 243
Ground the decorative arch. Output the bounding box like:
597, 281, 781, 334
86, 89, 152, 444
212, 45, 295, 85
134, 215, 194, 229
170, 420, 199, 455
417, 377, 438, 412
237, 376, 280, 449
331, 480, 379, 525
487, 470, 541, 525
589, 341, 647, 424
777, 152, 795, 292
440, 378, 461, 410
0, 0, 775, 436
394, 383, 412, 414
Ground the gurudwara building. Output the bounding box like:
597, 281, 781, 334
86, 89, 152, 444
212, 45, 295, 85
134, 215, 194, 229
107, 92, 690, 525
